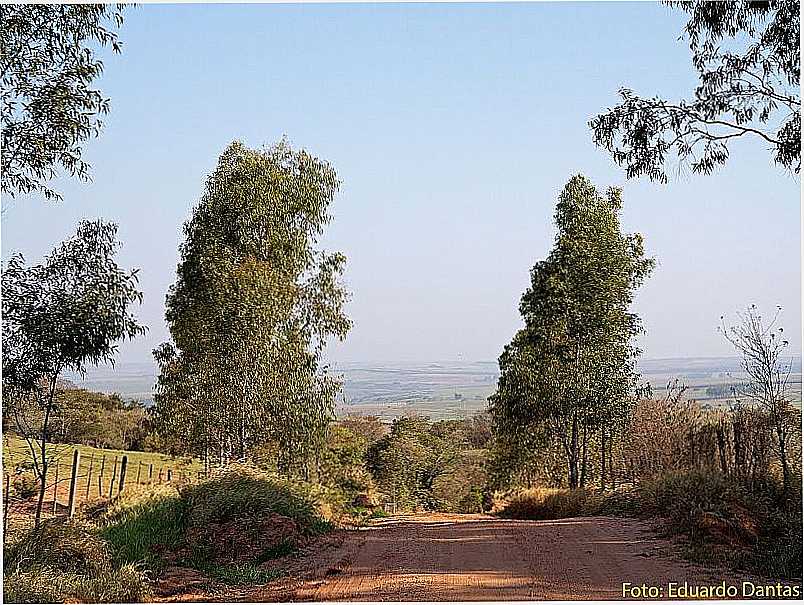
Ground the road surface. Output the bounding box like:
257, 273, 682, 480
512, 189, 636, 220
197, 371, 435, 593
247, 513, 741, 601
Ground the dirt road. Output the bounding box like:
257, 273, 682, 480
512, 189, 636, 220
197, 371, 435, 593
245, 513, 741, 601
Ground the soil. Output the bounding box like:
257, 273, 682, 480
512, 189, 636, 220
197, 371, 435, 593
158, 513, 752, 601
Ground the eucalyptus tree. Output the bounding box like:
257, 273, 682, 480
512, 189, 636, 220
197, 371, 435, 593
2, 220, 145, 524
154, 140, 351, 470
591, 1, 799, 182
1, 4, 129, 202
490, 176, 654, 488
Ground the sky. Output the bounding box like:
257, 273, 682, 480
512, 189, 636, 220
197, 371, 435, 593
1, 1, 800, 365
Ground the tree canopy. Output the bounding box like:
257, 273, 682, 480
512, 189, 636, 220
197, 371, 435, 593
490, 175, 654, 488
153, 140, 351, 470
591, 0, 800, 182
2, 219, 145, 524
1, 3, 128, 202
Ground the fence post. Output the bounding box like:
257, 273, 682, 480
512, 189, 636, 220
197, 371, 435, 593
167, 468, 172, 482
118, 456, 128, 495
52, 461, 60, 515
149, 464, 154, 483
85, 453, 95, 499
158, 467, 163, 483
136, 461, 142, 484
108, 456, 118, 499
67, 450, 80, 518
3, 474, 10, 534
98, 455, 106, 497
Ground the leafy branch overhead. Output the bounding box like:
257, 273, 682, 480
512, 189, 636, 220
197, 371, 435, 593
0, 4, 127, 202
590, 0, 800, 182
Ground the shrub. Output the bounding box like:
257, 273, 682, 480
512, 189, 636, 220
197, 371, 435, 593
181, 464, 331, 535
11, 473, 38, 500
636, 469, 765, 545
500, 487, 604, 520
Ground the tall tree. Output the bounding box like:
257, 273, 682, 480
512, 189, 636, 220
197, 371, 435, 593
490, 175, 654, 488
591, 1, 799, 182
2, 220, 145, 524
1, 3, 128, 202
153, 140, 350, 470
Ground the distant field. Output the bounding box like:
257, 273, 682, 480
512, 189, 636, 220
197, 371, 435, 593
65, 357, 802, 421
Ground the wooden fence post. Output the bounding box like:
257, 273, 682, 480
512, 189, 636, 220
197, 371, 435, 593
149, 464, 154, 482
3, 474, 10, 534
52, 461, 60, 515
136, 461, 142, 484
118, 456, 128, 495
108, 456, 118, 499
98, 455, 106, 497
167, 469, 172, 482
85, 453, 95, 499
158, 467, 163, 483
68, 450, 80, 518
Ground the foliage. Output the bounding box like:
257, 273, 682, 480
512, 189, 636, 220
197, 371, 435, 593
181, 465, 331, 535
490, 175, 653, 489
318, 424, 375, 496
153, 140, 350, 470
98, 465, 332, 588
591, 0, 800, 182
367, 416, 472, 510
0, 4, 128, 202
2, 220, 145, 525
48, 389, 153, 451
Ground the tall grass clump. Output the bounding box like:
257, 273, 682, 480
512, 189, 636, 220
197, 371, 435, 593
99, 485, 187, 568
500, 487, 605, 520
182, 464, 332, 535
3, 520, 150, 603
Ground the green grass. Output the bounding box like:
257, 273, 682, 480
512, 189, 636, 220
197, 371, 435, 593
3, 435, 202, 481
191, 562, 285, 586
98, 486, 188, 568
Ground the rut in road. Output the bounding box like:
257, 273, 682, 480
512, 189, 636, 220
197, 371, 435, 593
286, 513, 739, 601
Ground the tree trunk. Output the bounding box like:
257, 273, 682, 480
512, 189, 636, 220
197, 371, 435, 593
568, 415, 579, 489
579, 423, 590, 488
34, 375, 58, 527
600, 428, 606, 491
776, 421, 790, 493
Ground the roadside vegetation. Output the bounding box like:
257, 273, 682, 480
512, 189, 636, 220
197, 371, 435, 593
2, 1, 801, 600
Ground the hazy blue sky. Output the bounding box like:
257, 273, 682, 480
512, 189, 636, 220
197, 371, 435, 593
2, 1, 800, 365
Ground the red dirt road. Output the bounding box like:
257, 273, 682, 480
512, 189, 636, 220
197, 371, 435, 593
254, 513, 744, 601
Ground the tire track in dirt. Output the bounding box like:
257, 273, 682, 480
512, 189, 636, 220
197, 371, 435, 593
282, 513, 744, 601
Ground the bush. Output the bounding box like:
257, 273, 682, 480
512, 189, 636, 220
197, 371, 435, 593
636, 469, 802, 579
2, 520, 150, 603
99, 464, 332, 577
500, 487, 605, 520
637, 469, 764, 545
181, 464, 331, 535
11, 473, 38, 500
